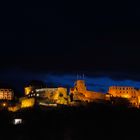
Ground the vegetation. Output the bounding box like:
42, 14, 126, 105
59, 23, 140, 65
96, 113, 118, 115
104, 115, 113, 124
0, 103, 140, 140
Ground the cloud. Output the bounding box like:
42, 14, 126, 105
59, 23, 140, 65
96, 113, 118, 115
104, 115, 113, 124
0, 68, 140, 95
44, 74, 140, 93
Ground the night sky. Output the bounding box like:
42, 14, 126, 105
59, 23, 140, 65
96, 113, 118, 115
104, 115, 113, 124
1, 1, 140, 95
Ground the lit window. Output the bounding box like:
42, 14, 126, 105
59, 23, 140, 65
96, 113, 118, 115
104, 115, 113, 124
13, 119, 22, 125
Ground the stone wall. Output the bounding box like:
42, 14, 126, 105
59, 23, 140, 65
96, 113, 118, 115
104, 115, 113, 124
108, 86, 137, 98
70, 80, 105, 102
0, 89, 14, 100
20, 97, 35, 108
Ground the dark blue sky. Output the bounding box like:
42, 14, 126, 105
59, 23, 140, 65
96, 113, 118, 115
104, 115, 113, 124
0, 68, 140, 96
0, 1, 140, 96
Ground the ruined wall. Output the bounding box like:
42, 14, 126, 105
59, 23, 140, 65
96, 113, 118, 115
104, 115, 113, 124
108, 86, 140, 107
20, 97, 35, 108
0, 89, 14, 100
36, 88, 58, 99
108, 86, 137, 98
53, 87, 69, 104
24, 86, 33, 95
70, 80, 105, 101
74, 80, 87, 91
8, 104, 21, 112
83, 91, 105, 100
35, 87, 69, 105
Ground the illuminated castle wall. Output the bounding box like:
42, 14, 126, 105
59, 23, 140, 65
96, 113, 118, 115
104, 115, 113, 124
19, 97, 35, 108
0, 89, 14, 100
25, 87, 69, 105
108, 86, 140, 107
10, 79, 140, 111
35, 87, 69, 105
20, 81, 140, 108
70, 80, 105, 102
24, 86, 33, 95
108, 86, 137, 98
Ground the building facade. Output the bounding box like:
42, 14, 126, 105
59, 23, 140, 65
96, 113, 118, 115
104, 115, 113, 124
108, 86, 140, 107
26, 87, 69, 105
70, 80, 105, 102
0, 89, 14, 100
108, 86, 137, 98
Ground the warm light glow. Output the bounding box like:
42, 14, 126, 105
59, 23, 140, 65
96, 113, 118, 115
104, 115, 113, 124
2, 103, 7, 107
25, 87, 32, 95
8, 105, 20, 112
123, 94, 130, 98
20, 97, 35, 108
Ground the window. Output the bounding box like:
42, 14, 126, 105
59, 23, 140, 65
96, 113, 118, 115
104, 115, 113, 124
59, 93, 63, 97
13, 119, 23, 125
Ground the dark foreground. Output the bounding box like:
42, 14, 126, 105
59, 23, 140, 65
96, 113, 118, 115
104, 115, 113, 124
0, 103, 140, 140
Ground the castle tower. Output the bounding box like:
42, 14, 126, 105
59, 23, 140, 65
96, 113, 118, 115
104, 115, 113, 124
74, 80, 87, 92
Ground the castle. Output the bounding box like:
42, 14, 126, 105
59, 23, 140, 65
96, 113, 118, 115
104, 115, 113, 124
70, 80, 105, 102
108, 86, 140, 107
7, 79, 140, 112
0, 89, 14, 100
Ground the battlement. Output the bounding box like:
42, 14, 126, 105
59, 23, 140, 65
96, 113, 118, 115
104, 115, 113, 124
108, 86, 137, 98
74, 80, 87, 91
